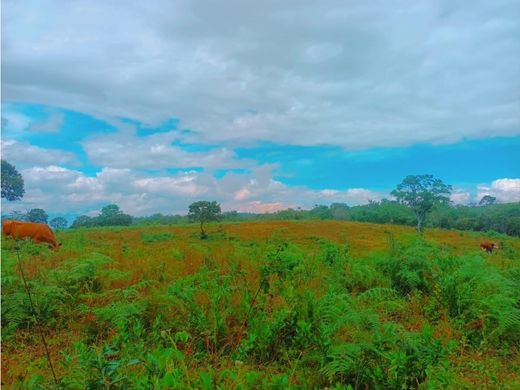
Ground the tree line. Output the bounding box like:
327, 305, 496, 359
2, 159, 519, 236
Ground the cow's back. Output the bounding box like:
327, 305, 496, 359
9, 221, 59, 248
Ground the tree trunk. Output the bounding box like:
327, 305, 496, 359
199, 220, 207, 239
416, 214, 424, 233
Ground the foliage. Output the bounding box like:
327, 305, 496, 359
98, 204, 133, 226
377, 239, 440, 295
1, 210, 27, 221
2, 221, 520, 388
1, 159, 25, 201
439, 255, 520, 347
188, 200, 222, 238
49, 216, 68, 230
391, 174, 452, 232
127, 201, 520, 237
71, 215, 95, 228
479, 195, 497, 206
71, 204, 133, 228
26, 208, 49, 223
133, 213, 187, 225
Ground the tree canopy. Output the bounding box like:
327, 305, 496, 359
188, 201, 222, 238
391, 175, 452, 232
1, 160, 25, 201
71, 204, 132, 228
101, 204, 122, 218
26, 208, 49, 224
479, 195, 497, 206
50, 217, 68, 230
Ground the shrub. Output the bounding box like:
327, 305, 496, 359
439, 255, 520, 347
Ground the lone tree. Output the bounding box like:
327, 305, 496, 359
188, 200, 222, 239
391, 175, 452, 232
26, 208, 49, 224
1, 160, 25, 201
50, 217, 68, 230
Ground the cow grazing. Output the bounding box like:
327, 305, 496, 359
480, 241, 498, 254
2, 220, 60, 250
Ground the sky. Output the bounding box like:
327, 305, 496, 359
1, 0, 520, 220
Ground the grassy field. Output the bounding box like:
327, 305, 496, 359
2, 221, 520, 389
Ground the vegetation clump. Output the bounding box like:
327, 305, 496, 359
2, 221, 519, 388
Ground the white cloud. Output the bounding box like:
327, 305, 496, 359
450, 191, 472, 205
0, 163, 386, 217
477, 178, 520, 203
82, 128, 253, 169
240, 201, 287, 214
234, 188, 252, 201
3, 0, 519, 149
1, 139, 78, 167
4, 159, 516, 218
1, 111, 32, 137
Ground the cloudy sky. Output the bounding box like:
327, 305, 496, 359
2, 0, 519, 219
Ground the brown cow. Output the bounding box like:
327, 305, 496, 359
480, 240, 498, 254
2, 220, 15, 235
2, 220, 60, 249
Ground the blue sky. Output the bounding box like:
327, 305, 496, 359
1, 1, 519, 218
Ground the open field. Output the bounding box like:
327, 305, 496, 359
2, 221, 520, 388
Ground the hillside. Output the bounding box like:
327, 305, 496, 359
2, 221, 520, 388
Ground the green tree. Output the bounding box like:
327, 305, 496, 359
391, 175, 452, 232
100, 204, 122, 218
330, 203, 349, 220
49, 217, 68, 230
3, 210, 27, 221
479, 195, 497, 206
310, 205, 332, 220
71, 215, 95, 228
26, 208, 49, 224
1, 160, 25, 201
97, 204, 132, 226
104, 213, 133, 226
188, 200, 222, 239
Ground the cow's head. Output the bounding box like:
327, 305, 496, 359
50, 242, 62, 250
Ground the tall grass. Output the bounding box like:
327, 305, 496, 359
2, 221, 519, 388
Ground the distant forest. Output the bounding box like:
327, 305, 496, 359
4, 201, 519, 237
133, 201, 520, 237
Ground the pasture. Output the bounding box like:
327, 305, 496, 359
2, 221, 520, 388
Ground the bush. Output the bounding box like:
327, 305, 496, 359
439, 255, 520, 347
377, 240, 440, 295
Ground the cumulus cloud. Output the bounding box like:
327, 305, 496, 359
4, 159, 516, 217
450, 191, 472, 205
477, 178, 520, 203
82, 129, 253, 170
241, 201, 287, 214
0, 163, 385, 217
3, 0, 519, 149
1, 139, 78, 167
